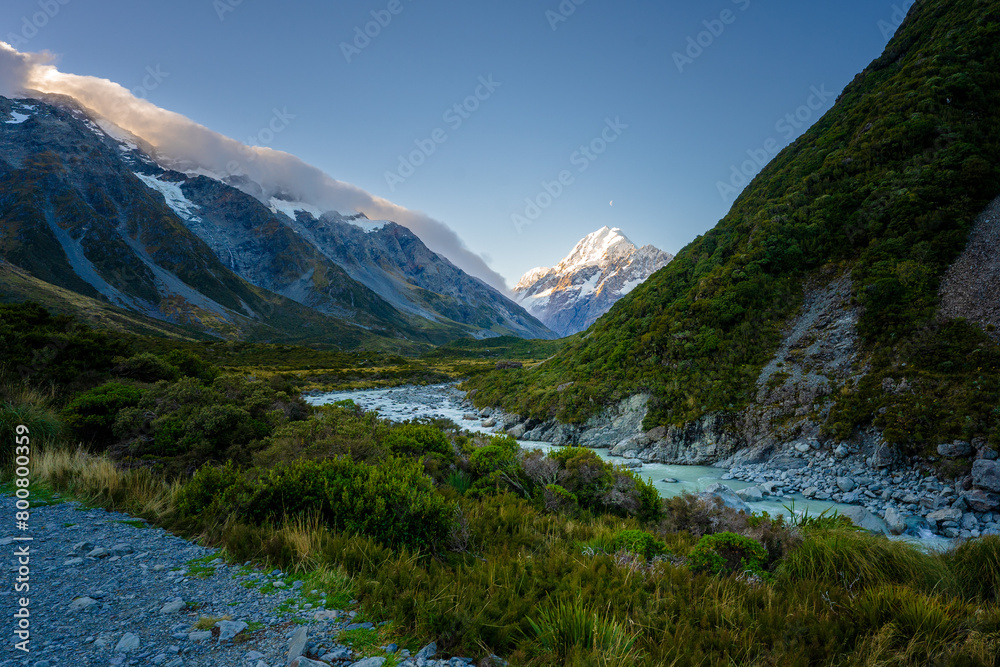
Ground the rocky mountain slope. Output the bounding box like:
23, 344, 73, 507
939, 193, 1000, 341
512, 227, 672, 336
0, 95, 553, 345
274, 207, 552, 340
466, 0, 1000, 473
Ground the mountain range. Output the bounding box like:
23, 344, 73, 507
0, 94, 553, 347
513, 227, 672, 337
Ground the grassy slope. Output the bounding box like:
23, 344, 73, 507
465, 0, 1000, 454
0, 260, 210, 341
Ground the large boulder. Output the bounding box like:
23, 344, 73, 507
937, 441, 973, 458
840, 506, 889, 535
926, 507, 962, 526
977, 447, 999, 461
960, 489, 1000, 513
836, 477, 857, 493
972, 459, 1000, 492
506, 424, 526, 440
883, 507, 907, 535
736, 486, 765, 502
700, 483, 752, 513
871, 444, 897, 469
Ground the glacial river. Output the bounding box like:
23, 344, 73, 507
306, 383, 949, 547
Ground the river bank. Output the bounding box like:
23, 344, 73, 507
306, 383, 998, 546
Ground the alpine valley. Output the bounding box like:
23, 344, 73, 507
4, 2, 1000, 666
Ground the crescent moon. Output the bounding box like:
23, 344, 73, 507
610, 200, 613, 206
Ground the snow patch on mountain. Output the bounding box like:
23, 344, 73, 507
135, 173, 202, 223
513, 226, 673, 337
347, 219, 389, 233
269, 197, 325, 221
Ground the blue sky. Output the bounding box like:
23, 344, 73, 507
2, 0, 906, 285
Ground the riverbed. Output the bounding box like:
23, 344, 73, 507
306, 383, 948, 547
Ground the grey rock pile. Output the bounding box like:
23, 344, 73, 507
723, 440, 1000, 539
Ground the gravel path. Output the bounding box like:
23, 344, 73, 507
0, 494, 482, 667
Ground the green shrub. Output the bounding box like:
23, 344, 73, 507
110, 375, 302, 467
610, 529, 665, 559
61, 382, 144, 446
254, 405, 390, 466
621, 471, 663, 523
163, 349, 218, 382
469, 444, 518, 478
543, 484, 578, 512
343, 457, 456, 551
0, 302, 131, 393
181, 457, 457, 552
113, 353, 180, 383
175, 462, 245, 517
688, 532, 767, 577
469, 440, 530, 498
384, 424, 452, 458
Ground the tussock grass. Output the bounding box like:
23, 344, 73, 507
940, 535, 1000, 603
0, 380, 62, 469
527, 596, 641, 666
32, 447, 180, 520
192, 614, 231, 631
775, 528, 953, 594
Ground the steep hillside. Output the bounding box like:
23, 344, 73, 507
466, 0, 1000, 458
513, 227, 672, 336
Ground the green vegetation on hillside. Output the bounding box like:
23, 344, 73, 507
464, 0, 1000, 455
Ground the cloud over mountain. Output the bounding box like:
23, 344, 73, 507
0, 41, 508, 291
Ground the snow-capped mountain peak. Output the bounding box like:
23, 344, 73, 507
555, 226, 633, 273
513, 227, 673, 337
